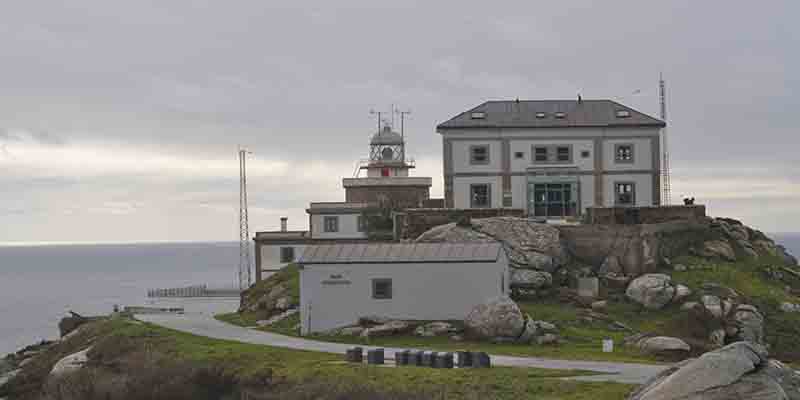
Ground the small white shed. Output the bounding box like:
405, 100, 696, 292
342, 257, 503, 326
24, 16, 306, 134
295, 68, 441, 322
298, 242, 509, 335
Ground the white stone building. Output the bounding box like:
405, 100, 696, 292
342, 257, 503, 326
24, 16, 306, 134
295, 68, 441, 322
298, 242, 509, 334
437, 99, 666, 219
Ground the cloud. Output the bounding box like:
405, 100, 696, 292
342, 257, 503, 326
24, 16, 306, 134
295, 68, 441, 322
0, 0, 798, 242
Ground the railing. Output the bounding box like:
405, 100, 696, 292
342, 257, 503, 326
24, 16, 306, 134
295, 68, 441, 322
146, 284, 241, 298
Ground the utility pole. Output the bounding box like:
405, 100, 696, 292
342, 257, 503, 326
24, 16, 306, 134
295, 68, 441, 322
659, 73, 672, 206
238, 147, 252, 294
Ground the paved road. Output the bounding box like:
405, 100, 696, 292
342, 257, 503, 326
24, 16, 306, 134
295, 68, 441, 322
137, 313, 666, 384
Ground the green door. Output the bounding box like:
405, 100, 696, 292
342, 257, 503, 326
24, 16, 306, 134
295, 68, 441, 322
527, 179, 579, 218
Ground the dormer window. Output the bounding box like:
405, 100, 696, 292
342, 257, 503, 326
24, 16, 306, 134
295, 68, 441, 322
470, 111, 486, 119
615, 110, 631, 118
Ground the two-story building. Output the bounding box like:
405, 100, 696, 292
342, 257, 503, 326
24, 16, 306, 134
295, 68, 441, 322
437, 99, 665, 219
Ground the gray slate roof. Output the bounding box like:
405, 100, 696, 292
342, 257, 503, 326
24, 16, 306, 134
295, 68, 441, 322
437, 99, 665, 130
298, 242, 503, 264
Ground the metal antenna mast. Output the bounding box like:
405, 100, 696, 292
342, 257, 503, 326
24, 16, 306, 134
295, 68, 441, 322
238, 147, 252, 292
659, 73, 672, 206
396, 109, 411, 162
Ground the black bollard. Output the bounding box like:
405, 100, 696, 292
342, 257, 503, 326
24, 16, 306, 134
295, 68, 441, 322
396, 350, 410, 366
346, 347, 363, 363
422, 351, 438, 367
456, 351, 472, 368
473, 352, 491, 368
367, 348, 385, 365
435, 352, 454, 369
408, 350, 424, 366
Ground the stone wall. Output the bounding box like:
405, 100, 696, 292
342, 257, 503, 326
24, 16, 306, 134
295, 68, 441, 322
344, 186, 430, 209
585, 205, 706, 225
393, 208, 525, 240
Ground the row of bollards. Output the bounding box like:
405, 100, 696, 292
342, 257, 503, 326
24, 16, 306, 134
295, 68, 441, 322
345, 347, 490, 369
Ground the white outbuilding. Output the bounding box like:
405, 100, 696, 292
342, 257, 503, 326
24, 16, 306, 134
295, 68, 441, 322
298, 242, 509, 335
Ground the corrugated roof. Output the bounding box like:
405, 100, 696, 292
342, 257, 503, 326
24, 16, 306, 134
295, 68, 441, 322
298, 242, 503, 264
436, 99, 665, 130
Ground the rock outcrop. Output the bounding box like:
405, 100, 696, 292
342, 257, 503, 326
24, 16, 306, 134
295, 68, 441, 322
510, 269, 553, 289
416, 217, 565, 271
637, 336, 691, 355
628, 341, 800, 400
464, 296, 526, 339
360, 320, 412, 338
414, 321, 457, 337
626, 274, 677, 310
50, 347, 91, 377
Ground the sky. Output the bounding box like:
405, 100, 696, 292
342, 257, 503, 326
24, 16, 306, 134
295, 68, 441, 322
1, 0, 798, 244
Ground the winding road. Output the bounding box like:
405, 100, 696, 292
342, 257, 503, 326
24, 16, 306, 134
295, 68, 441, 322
136, 313, 666, 384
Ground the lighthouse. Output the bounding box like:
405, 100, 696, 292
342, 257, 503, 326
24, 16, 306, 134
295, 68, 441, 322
342, 124, 432, 209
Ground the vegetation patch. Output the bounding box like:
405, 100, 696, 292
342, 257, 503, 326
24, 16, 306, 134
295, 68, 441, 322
3, 318, 634, 400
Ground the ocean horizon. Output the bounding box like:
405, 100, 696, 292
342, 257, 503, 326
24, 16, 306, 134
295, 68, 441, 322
1, 235, 798, 356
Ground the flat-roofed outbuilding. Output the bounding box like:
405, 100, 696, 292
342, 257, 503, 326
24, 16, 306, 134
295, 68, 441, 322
298, 242, 509, 334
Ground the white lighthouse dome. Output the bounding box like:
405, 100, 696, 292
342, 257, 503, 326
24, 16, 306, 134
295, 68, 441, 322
370, 125, 403, 145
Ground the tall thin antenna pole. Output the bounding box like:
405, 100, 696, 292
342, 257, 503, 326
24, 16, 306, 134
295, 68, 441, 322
370, 110, 382, 133
396, 109, 411, 162
659, 73, 672, 206
238, 148, 252, 293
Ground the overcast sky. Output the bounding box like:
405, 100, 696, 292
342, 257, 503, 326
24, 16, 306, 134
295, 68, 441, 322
1, 0, 798, 244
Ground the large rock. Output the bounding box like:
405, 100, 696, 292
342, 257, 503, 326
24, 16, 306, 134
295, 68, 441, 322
360, 320, 411, 338
638, 336, 691, 355
701, 295, 724, 319
464, 296, 525, 339
733, 304, 765, 344
416, 217, 565, 271
414, 321, 457, 337
701, 240, 737, 261
626, 274, 677, 310
627, 341, 771, 400
414, 222, 495, 243
510, 269, 552, 289
50, 347, 91, 377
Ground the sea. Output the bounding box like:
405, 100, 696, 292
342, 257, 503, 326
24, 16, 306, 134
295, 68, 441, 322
0, 242, 242, 356
1, 235, 799, 357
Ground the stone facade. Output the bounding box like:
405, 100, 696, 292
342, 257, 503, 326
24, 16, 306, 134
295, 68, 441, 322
586, 205, 707, 225
344, 185, 431, 209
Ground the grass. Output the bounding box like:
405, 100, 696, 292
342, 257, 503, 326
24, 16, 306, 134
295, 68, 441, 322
217, 302, 662, 365
79, 317, 634, 400
216, 253, 800, 368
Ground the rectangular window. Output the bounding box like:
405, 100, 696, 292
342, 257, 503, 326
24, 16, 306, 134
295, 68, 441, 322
470, 184, 491, 208
279, 247, 295, 263
372, 278, 392, 299
532, 145, 572, 164
357, 215, 367, 232
534, 146, 549, 162
323, 216, 339, 232
615, 144, 634, 163
469, 145, 490, 164
514, 151, 525, 159
615, 182, 636, 206
556, 146, 571, 162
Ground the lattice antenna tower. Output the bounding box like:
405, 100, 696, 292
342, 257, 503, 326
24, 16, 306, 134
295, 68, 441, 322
659, 73, 672, 206
238, 147, 252, 292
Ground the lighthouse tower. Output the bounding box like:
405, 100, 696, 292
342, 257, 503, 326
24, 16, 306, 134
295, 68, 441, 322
342, 125, 432, 208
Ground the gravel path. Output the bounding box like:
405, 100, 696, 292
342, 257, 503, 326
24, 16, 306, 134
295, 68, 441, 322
137, 313, 666, 384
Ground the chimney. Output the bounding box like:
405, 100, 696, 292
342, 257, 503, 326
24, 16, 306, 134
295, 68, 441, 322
280, 217, 288, 232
